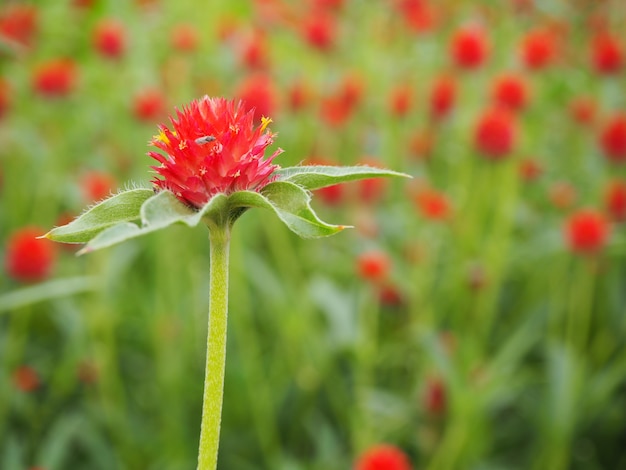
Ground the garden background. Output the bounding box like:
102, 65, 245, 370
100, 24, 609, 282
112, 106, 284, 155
1, 0, 625, 469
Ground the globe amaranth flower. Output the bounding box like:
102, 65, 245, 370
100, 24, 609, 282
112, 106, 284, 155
149, 96, 282, 209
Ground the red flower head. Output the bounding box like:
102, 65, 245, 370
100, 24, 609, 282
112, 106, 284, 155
133, 88, 166, 122
518, 158, 542, 182
429, 75, 456, 120
239, 30, 270, 70
491, 73, 529, 112
389, 83, 413, 118
5, 227, 56, 283
0, 4, 37, 48
235, 74, 277, 124
171, 23, 199, 52
564, 209, 610, 255
422, 376, 446, 415
591, 33, 623, 75
354, 444, 412, 470
569, 96, 596, 126
287, 78, 313, 112
415, 187, 451, 221
599, 113, 626, 163
357, 250, 391, 283
301, 10, 337, 52
450, 26, 489, 69
474, 108, 517, 159
396, 0, 436, 34
605, 179, 626, 222
80, 171, 117, 203
0, 78, 10, 119
32, 59, 77, 97
520, 29, 556, 70
12, 365, 40, 392
93, 19, 127, 59
149, 96, 282, 209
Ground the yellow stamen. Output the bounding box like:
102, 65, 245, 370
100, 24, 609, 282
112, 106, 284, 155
153, 129, 170, 145
179, 140, 188, 150
260, 116, 273, 132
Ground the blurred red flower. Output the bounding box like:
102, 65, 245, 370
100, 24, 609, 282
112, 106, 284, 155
520, 29, 556, 70
591, 33, 623, 75
429, 75, 456, 120
354, 444, 412, 470
357, 250, 391, 283
12, 365, 40, 392
239, 29, 270, 70
604, 180, 626, 223
450, 26, 489, 69
133, 88, 166, 122
235, 74, 277, 124
409, 130, 435, 161
389, 83, 413, 118
149, 97, 281, 208
549, 181, 577, 210
395, 0, 436, 33
569, 96, 596, 126
5, 227, 56, 282
80, 171, 117, 203
357, 158, 388, 205
0, 78, 10, 119
287, 79, 313, 112
32, 59, 77, 97
301, 10, 336, 51
171, 23, 199, 52
312, 0, 345, 10
415, 187, 451, 221
93, 19, 127, 59
599, 113, 626, 163
518, 158, 542, 182
0, 4, 37, 48
422, 376, 446, 415
564, 209, 610, 255
491, 73, 529, 112
474, 108, 517, 159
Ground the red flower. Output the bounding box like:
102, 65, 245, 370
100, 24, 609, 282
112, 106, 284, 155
287, 79, 313, 112
518, 158, 542, 182
32, 59, 77, 97
357, 250, 391, 283
396, 0, 436, 34
549, 181, 577, 210
569, 96, 596, 126
564, 209, 610, 254
133, 88, 166, 122
149, 97, 282, 208
239, 30, 270, 70
415, 188, 450, 221
520, 29, 556, 70
591, 33, 623, 75
302, 10, 336, 51
429, 75, 456, 120
235, 74, 277, 124
422, 376, 446, 415
93, 19, 126, 59
389, 83, 413, 118
80, 171, 117, 203
599, 113, 626, 163
5, 227, 56, 282
354, 444, 412, 470
450, 26, 489, 69
604, 180, 626, 222
0, 78, 10, 119
491, 73, 529, 112
171, 23, 199, 52
0, 4, 37, 48
474, 108, 517, 159
12, 365, 40, 392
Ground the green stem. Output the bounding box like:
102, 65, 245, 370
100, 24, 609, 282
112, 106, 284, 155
197, 225, 231, 470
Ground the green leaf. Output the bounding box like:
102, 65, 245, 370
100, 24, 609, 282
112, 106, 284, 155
274, 165, 411, 190
44, 189, 154, 243
231, 181, 347, 238
0, 276, 97, 314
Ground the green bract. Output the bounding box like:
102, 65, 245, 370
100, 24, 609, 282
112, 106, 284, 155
45, 165, 410, 254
